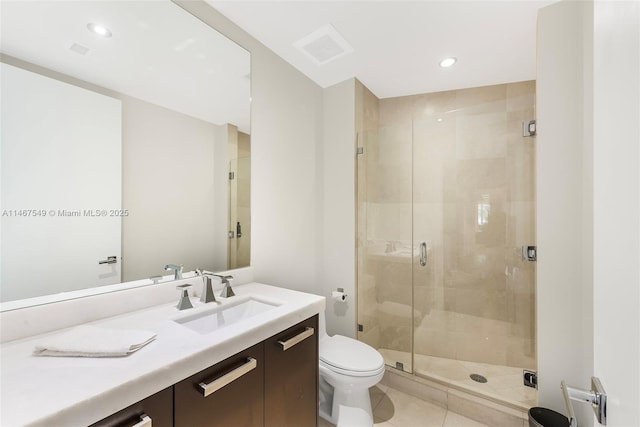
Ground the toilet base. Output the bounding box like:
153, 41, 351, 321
319, 375, 375, 427
319, 401, 373, 427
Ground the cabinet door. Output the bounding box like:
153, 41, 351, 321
264, 315, 319, 427
174, 342, 264, 427
89, 386, 172, 427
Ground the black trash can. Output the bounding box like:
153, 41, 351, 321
528, 407, 571, 427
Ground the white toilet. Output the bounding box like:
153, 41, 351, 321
318, 312, 385, 427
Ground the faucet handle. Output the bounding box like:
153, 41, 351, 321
176, 284, 193, 310
211, 274, 233, 283
211, 274, 235, 298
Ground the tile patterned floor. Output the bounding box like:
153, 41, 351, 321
319, 383, 489, 427
379, 348, 537, 409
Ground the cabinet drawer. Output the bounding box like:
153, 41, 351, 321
264, 315, 319, 427
174, 342, 264, 427
90, 386, 172, 427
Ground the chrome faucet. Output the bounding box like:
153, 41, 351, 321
195, 269, 217, 303
164, 264, 183, 280
213, 274, 235, 297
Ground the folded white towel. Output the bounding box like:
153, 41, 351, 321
33, 325, 156, 357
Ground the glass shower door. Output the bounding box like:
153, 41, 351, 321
411, 109, 455, 377
355, 82, 537, 408
357, 124, 414, 373
411, 83, 537, 407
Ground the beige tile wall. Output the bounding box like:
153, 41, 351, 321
356, 79, 384, 352
358, 81, 537, 372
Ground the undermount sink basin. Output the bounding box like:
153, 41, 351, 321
173, 296, 281, 335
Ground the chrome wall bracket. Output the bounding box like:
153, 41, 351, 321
561, 376, 607, 426
523, 119, 537, 137
522, 245, 537, 262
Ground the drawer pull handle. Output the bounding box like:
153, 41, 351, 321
277, 327, 314, 351
131, 414, 152, 427
198, 357, 257, 397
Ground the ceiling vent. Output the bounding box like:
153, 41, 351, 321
293, 24, 353, 66
68, 42, 91, 56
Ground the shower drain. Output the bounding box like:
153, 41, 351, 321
470, 374, 488, 383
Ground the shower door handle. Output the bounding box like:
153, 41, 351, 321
420, 242, 427, 266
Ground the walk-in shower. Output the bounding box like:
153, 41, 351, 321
356, 81, 537, 409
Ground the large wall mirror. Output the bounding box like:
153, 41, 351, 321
0, 1, 251, 304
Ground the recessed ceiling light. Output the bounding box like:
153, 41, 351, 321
439, 57, 457, 68
436, 118, 444, 123
87, 23, 112, 38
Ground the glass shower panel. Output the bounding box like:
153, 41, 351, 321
228, 156, 251, 269
411, 83, 537, 406
357, 124, 414, 373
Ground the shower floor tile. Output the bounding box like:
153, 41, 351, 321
379, 348, 537, 410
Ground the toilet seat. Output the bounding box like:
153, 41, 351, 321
320, 335, 384, 377
320, 359, 386, 378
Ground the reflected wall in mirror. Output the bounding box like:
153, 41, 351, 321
0, 0, 251, 303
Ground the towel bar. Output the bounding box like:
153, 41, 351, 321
561, 376, 607, 426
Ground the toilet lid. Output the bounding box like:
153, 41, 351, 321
320, 335, 384, 373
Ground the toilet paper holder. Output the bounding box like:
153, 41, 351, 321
561, 376, 607, 426
332, 288, 347, 301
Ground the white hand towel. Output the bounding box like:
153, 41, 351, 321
33, 325, 156, 357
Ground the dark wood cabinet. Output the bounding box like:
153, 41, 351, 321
174, 342, 265, 427
89, 386, 172, 427
92, 315, 318, 427
264, 315, 318, 427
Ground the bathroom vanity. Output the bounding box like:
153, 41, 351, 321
92, 315, 318, 427
0, 281, 324, 426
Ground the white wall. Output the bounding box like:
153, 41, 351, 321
248, 44, 324, 296
1, 63, 122, 301
538, 1, 640, 425
176, 1, 325, 296
592, 1, 640, 424
122, 95, 219, 280
322, 79, 357, 338
537, 1, 594, 422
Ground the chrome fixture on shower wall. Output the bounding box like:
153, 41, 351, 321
523, 245, 537, 262
523, 119, 537, 137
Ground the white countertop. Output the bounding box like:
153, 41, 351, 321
0, 282, 325, 427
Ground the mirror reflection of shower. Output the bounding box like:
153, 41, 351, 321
228, 130, 251, 269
